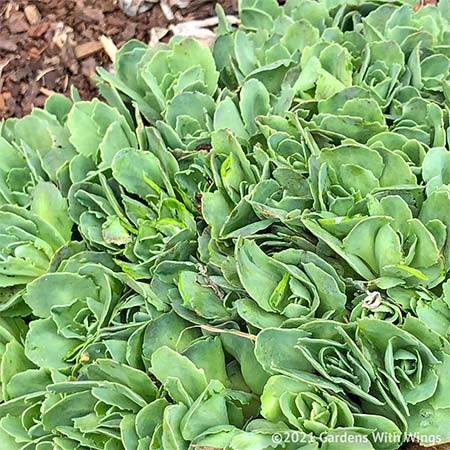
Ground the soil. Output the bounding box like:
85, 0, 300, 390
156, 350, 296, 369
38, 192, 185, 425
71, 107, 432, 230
0, 0, 237, 118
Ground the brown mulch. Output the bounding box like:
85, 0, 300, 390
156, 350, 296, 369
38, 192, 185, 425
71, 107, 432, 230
0, 0, 237, 119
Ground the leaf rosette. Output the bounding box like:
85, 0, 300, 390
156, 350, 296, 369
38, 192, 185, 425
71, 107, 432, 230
147, 334, 268, 448
255, 319, 450, 445
23, 255, 124, 369
303, 194, 445, 288
260, 374, 401, 450
0, 182, 73, 314
97, 37, 219, 122
308, 139, 416, 216
0, 96, 76, 206
255, 324, 391, 414
68, 143, 198, 278
356, 317, 450, 442
235, 240, 347, 327
0, 358, 161, 450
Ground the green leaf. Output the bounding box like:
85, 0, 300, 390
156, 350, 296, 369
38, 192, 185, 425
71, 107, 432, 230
24, 272, 97, 318
239, 79, 270, 136
31, 182, 73, 242
25, 318, 82, 369
151, 346, 208, 404
180, 380, 229, 441
214, 97, 249, 141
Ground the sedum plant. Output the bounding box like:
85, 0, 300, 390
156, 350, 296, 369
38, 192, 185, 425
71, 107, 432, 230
2, 0, 450, 449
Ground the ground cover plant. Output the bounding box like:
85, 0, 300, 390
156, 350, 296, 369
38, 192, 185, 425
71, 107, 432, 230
1, 0, 450, 449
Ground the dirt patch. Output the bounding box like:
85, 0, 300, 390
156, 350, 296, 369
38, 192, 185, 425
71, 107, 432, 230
0, 0, 237, 118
